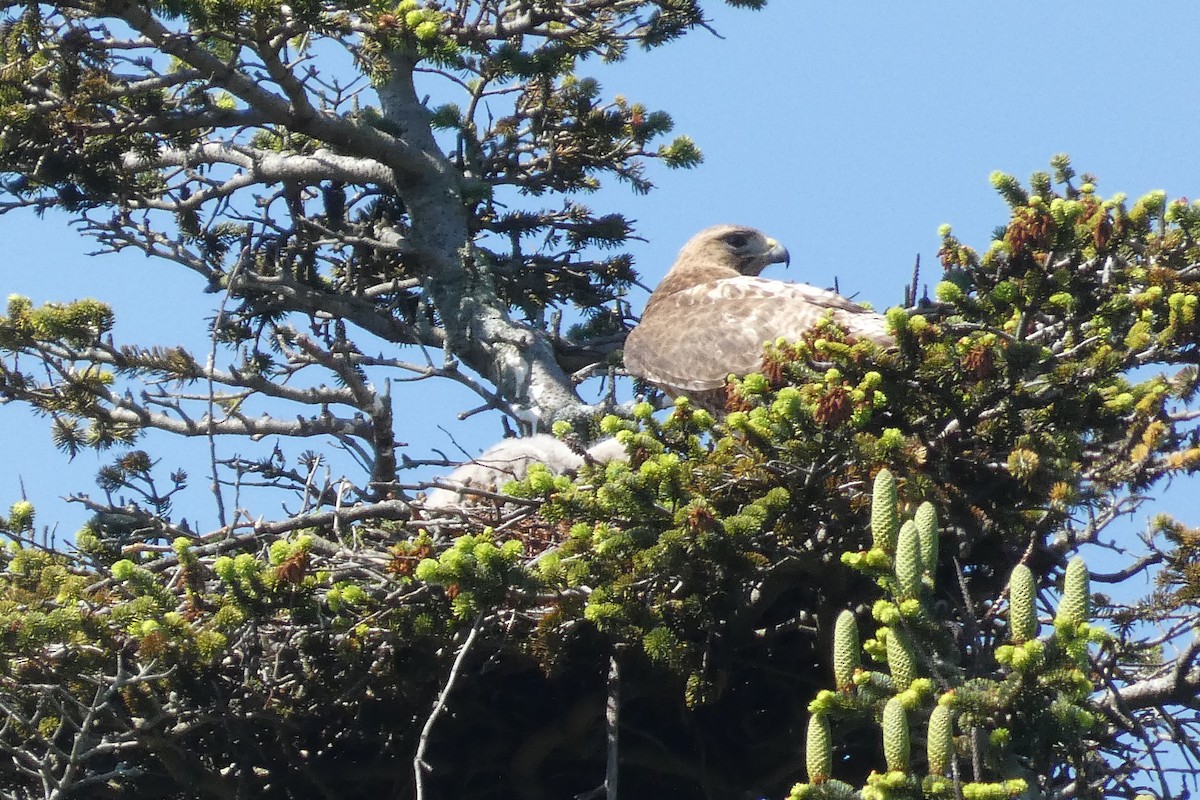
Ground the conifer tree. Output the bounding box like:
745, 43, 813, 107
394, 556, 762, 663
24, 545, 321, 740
0, 2, 1198, 798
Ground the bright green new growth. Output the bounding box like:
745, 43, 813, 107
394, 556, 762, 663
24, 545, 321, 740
913, 502, 938, 582
1056, 557, 1090, 628
882, 696, 910, 772
894, 520, 921, 601
1009, 564, 1037, 643
927, 703, 953, 776
806, 713, 832, 783
871, 469, 899, 552
832, 610, 860, 691
959, 779, 1029, 799
7, 500, 34, 531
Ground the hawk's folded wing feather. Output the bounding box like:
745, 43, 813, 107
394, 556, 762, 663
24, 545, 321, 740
625, 275, 891, 393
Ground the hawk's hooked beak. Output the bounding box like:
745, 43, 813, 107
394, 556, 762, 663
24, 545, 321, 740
765, 237, 791, 268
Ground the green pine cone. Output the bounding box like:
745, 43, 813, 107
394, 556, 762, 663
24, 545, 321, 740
927, 703, 953, 775
914, 501, 938, 578
886, 626, 916, 690
806, 713, 832, 783
895, 520, 921, 600
882, 696, 910, 772
1009, 564, 1037, 643
1056, 557, 1090, 628
833, 610, 861, 690
871, 469, 899, 552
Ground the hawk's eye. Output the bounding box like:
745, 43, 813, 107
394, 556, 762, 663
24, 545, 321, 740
722, 233, 749, 249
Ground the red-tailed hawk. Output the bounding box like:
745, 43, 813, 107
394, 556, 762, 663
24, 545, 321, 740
624, 225, 892, 406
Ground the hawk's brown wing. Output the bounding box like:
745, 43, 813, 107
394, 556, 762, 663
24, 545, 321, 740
624, 276, 891, 395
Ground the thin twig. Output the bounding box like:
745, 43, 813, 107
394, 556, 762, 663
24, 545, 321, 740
605, 652, 620, 800
206, 233, 251, 529
414, 614, 484, 800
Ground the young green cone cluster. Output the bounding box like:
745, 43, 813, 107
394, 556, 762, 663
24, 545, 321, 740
926, 703, 953, 776
870, 469, 899, 553
833, 609, 861, 691
806, 713, 832, 784
894, 521, 921, 601
1055, 556, 1090, 629
913, 502, 938, 586
884, 626, 916, 691
1008, 564, 1037, 644
881, 696, 909, 772
793, 472, 1101, 800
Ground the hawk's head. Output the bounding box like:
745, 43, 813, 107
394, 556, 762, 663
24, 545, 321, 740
677, 224, 791, 277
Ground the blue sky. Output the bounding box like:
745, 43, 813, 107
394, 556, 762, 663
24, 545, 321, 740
2, 3, 1199, 548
